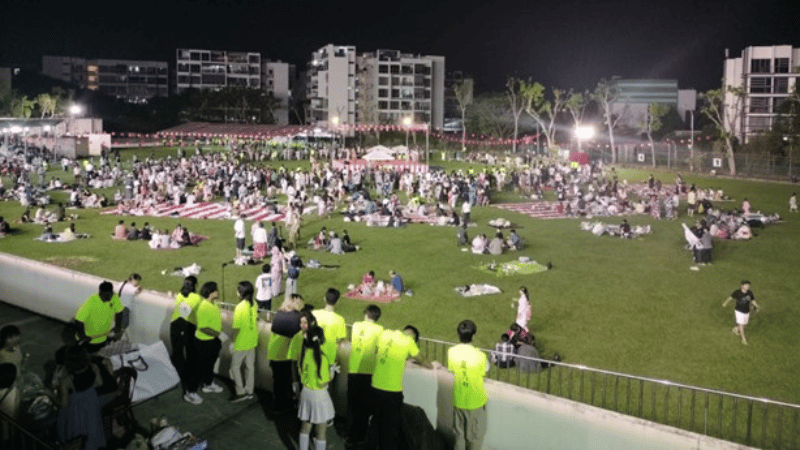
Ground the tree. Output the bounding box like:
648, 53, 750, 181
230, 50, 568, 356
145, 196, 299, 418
506, 78, 527, 152
593, 79, 628, 164
642, 103, 670, 167
36, 92, 57, 118
520, 81, 567, 152
452, 78, 473, 151
566, 90, 591, 146
10, 94, 35, 119
699, 85, 746, 175
467, 93, 514, 141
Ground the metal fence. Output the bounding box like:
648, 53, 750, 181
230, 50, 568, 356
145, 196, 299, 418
586, 145, 799, 180
0, 411, 57, 450
417, 336, 800, 450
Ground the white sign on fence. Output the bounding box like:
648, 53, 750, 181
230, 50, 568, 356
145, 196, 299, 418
713, 158, 722, 168
637, 153, 645, 162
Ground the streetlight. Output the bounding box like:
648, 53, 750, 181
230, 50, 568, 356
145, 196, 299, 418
68, 104, 83, 136
329, 115, 339, 160
402, 116, 412, 148
575, 125, 595, 154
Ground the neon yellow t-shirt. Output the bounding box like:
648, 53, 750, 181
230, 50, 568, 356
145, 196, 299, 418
171, 292, 202, 325
299, 348, 331, 391
74, 293, 124, 344
232, 300, 259, 351
447, 343, 489, 410
194, 299, 221, 341
349, 321, 384, 375
267, 334, 293, 361
314, 309, 347, 362
371, 329, 419, 392
287, 331, 335, 363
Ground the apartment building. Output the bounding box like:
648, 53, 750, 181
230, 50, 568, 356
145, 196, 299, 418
262, 60, 295, 125
609, 79, 697, 132
42, 56, 168, 103
175, 48, 261, 93
357, 49, 445, 130
723, 45, 800, 142
307, 44, 357, 126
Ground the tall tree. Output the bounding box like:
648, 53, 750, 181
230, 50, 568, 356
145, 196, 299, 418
10, 94, 35, 119
452, 78, 474, 151
468, 93, 514, 140
566, 90, 591, 146
642, 103, 670, 168
36, 92, 57, 118
593, 79, 627, 164
506, 77, 526, 152
520, 81, 567, 152
699, 85, 746, 175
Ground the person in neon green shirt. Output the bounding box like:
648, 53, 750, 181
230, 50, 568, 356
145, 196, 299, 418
74, 281, 124, 354
370, 325, 420, 450
297, 325, 334, 450
312, 288, 346, 365
194, 282, 225, 397
447, 320, 489, 450
229, 281, 259, 402
170, 276, 204, 405
346, 304, 383, 447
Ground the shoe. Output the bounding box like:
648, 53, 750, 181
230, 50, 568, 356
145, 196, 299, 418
230, 394, 252, 403
183, 392, 203, 405
202, 383, 224, 393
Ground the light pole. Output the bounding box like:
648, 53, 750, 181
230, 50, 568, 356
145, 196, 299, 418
575, 125, 595, 154
330, 115, 339, 161
425, 122, 430, 166
689, 110, 695, 172
403, 116, 412, 148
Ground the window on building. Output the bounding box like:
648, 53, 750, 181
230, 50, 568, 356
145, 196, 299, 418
378, 76, 389, 86
774, 77, 789, 94
401, 64, 413, 74
749, 97, 770, 113
774, 58, 789, 73
190, 52, 201, 61
750, 77, 771, 93
391, 76, 400, 85
378, 101, 388, 109
378, 89, 388, 97
391, 89, 399, 98
773, 97, 788, 113
390, 65, 399, 74
178, 75, 189, 84
379, 65, 389, 74
748, 116, 770, 132
201, 53, 210, 61
750, 59, 771, 73
390, 101, 399, 109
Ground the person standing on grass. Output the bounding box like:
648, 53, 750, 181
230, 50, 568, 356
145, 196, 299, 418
234, 214, 246, 258
512, 286, 531, 331
447, 320, 489, 450
255, 264, 272, 311
790, 192, 797, 213
722, 280, 761, 345
229, 281, 258, 402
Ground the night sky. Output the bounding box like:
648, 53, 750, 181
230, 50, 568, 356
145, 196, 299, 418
1, 0, 798, 93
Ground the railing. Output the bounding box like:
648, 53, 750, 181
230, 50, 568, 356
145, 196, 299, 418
0, 410, 56, 450
416, 336, 800, 450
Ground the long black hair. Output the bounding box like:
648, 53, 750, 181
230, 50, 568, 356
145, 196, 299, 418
199, 281, 218, 299
300, 325, 326, 380
238, 281, 254, 306
180, 276, 198, 297
118, 273, 142, 297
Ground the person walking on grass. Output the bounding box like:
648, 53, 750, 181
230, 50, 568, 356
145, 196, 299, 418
722, 280, 761, 345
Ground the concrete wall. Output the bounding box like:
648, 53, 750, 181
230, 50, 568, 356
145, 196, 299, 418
0, 253, 753, 450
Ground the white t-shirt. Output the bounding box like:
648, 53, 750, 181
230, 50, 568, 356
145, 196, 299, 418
234, 219, 245, 239
255, 273, 272, 301
118, 282, 139, 309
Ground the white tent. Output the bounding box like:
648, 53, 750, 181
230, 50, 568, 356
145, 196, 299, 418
362, 148, 395, 161
390, 145, 409, 155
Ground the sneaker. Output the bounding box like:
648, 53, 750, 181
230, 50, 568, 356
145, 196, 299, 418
183, 392, 203, 405
202, 383, 224, 394
230, 394, 252, 403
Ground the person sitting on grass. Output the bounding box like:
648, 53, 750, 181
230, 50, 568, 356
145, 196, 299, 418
112, 220, 127, 239
491, 333, 516, 369
126, 222, 140, 241
359, 271, 376, 296
506, 229, 522, 250
471, 234, 488, 254
488, 231, 505, 256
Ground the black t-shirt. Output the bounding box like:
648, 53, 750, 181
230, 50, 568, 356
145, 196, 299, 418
731, 289, 755, 313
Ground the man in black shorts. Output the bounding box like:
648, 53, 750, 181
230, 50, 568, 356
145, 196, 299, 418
722, 280, 761, 345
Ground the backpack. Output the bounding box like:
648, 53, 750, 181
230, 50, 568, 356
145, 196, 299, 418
287, 266, 300, 279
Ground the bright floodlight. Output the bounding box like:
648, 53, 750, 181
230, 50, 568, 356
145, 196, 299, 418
69, 104, 83, 115
330, 115, 340, 126
402, 116, 412, 127
575, 126, 595, 140
43, 125, 52, 132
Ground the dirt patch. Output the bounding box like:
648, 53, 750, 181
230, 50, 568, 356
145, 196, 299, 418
43, 256, 98, 268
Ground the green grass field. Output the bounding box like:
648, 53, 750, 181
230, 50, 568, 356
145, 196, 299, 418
2, 148, 800, 409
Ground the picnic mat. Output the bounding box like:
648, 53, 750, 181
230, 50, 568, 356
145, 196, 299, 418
345, 289, 401, 304
476, 260, 549, 277
455, 284, 502, 297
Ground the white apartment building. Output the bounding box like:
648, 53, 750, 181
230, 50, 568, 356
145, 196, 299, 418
175, 48, 261, 93
357, 49, 445, 130
724, 45, 800, 142
307, 44, 357, 126
42, 56, 87, 88
262, 60, 295, 125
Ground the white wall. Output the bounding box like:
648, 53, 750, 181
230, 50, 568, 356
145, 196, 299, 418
0, 253, 754, 450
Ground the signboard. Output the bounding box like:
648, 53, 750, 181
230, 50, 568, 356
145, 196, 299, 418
637, 153, 645, 162
712, 158, 722, 168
